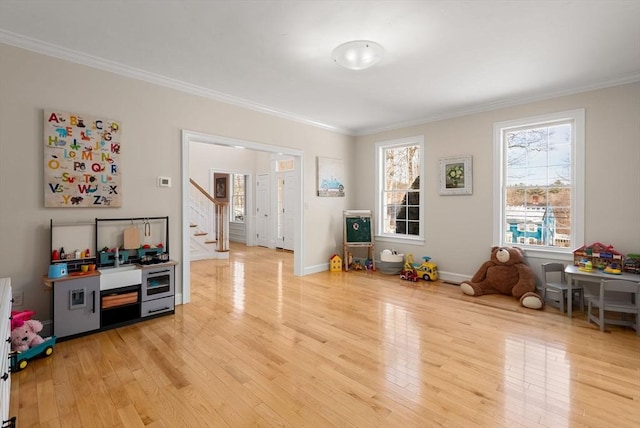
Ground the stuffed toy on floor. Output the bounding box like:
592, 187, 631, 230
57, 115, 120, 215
460, 246, 544, 309
11, 319, 45, 352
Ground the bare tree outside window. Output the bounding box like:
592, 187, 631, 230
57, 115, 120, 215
504, 122, 572, 247
381, 144, 421, 236
232, 174, 245, 222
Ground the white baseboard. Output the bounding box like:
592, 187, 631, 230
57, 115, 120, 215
190, 252, 229, 261
438, 271, 472, 285
303, 263, 471, 284
304, 263, 329, 275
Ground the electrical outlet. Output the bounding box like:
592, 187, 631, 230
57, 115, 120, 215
12, 291, 24, 307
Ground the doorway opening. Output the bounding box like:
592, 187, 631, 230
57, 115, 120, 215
275, 156, 295, 252
181, 130, 304, 304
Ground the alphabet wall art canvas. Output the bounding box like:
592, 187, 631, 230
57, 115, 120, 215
44, 110, 122, 207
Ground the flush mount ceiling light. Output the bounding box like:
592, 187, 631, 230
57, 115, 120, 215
332, 40, 384, 71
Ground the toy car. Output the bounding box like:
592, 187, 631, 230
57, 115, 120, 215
414, 257, 439, 281
11, 336, 57, 371
320, 178, 344, 192
400, 269, 418, 282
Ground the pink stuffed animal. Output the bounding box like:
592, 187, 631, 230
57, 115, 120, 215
11, 319, 45, 352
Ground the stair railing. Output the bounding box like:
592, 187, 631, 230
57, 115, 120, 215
189, 178, 229, 252
189, 186, 213, 238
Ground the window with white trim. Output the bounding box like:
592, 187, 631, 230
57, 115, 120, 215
494, 109, 584, 253
375, 136, 424, 242
231, 174, 245, 223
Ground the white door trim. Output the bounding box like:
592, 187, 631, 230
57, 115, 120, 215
181, 130, 305, 304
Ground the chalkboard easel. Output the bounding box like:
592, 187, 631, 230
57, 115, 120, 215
343, 210, 375, 271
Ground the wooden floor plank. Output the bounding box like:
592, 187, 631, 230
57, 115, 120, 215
9, 243, 640, 427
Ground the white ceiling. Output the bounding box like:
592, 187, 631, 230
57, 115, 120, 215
1, 1, 639, 135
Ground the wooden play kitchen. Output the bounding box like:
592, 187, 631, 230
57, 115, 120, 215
44, 216, 175, 340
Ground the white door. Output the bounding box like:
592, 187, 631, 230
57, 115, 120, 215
277, 174, 285, 248
282, 171, 295, 251
256, 173, 269, 247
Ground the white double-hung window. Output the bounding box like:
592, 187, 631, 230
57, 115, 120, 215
375, 136, 425, 243
493, 109, 584, 254
231, 173, 245, 223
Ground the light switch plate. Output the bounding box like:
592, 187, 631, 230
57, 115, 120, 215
157, 176, 172, 187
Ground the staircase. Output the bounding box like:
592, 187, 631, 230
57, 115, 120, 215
189, 223, 217, 261
189, 178, 229, 260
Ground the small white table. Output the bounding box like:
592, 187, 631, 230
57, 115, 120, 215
564, 265, 640, 318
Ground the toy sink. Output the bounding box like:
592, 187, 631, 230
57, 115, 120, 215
98, 265, 141, 291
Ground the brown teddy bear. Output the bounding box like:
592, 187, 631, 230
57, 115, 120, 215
460, 246, 543, 309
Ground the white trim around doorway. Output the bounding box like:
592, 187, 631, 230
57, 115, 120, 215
181, 130, 305, 304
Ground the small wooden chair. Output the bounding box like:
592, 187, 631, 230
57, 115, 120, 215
541, 262, 583, 313
587, 279, 640, 335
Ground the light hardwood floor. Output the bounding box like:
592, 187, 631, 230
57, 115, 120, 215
10, 244, 640, 427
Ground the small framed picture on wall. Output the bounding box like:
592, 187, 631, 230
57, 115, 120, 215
439, 155, 473, 195
317, 156, 345, 197
214, 173, 228, 202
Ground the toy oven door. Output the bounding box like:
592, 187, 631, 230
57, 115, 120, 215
141, 267, 174, 302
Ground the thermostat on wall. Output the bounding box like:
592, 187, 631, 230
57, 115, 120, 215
157, 176, 172, 187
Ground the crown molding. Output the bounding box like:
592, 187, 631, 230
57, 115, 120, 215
2, 30, 638, 138
0, 30, 351, 136
355, 73, 640, 136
